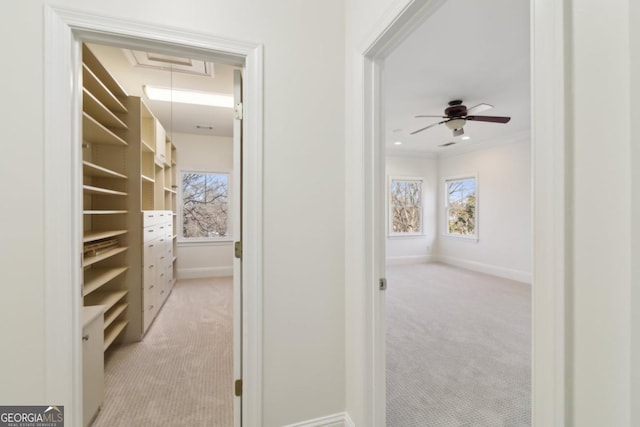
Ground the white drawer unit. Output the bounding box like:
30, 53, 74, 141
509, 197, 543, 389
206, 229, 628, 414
141, 210, 175, 333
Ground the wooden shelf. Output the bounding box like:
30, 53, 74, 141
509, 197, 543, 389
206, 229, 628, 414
163, 187, 176, 194
83, 185, 128, 197
83, 112, 127, 146
83, 88, 127, 130
141, 174, 155, 183
83, 229, 127, 243
104, 303, 128, 329
104, 319, 128, 351
83, 267, 128, 296
83, 246, 128, 268
84, 210, 128, 215
83, 161, 127, 180
141, 140, 155, 153
82, 63, 127, 114
85, 289, 127, 312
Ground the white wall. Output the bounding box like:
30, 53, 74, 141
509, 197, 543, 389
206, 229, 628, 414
1, 2, 345, 426
172, 133, 234, 278
631, 0, 640, 423
437, 139, 531, 283
385, 155, 437, 264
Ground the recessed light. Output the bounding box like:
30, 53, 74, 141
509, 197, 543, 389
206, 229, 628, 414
393, 141, 403, 145
461, 136, 471, 140
143, 85, 234, 108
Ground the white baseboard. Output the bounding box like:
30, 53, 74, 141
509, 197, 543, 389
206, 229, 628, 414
386, 254, 436, 265
282, 412, 354, 427
436, 255, 532, 284
176, 266, 233, 279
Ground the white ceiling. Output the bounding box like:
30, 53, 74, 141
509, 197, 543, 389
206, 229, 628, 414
384, 0, 530, 155
87, 43, 237, 138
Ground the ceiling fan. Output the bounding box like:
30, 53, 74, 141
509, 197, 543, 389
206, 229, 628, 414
410, 100, 511, 137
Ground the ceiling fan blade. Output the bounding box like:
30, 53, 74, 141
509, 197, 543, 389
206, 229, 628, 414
466, 115, 511, 123
415, 115, 447, 118
466, 103, 494, 115
410, 120, 446, 135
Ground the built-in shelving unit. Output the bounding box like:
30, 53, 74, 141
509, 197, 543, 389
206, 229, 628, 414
82, 43, 130, 354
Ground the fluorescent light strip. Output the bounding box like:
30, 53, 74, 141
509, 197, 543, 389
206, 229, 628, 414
144, 85, 233, 108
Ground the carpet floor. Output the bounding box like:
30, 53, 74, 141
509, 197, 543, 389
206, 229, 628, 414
386, 263, 531, 427
91, 277, 233, 427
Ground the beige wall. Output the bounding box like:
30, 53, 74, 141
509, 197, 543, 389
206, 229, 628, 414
0, 2, 345, 426
172, 133, 234, 278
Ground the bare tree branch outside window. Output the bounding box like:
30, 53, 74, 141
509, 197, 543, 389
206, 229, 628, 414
181, 172, 229, 239
446, 177, 476, 236
390, 178, 423, 234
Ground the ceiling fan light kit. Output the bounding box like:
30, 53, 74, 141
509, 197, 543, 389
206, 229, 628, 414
411, 99, 511, 137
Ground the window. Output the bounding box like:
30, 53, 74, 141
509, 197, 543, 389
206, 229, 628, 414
445, 176, 477, 238
180, 171, 229, 241
389, 177, 423, 236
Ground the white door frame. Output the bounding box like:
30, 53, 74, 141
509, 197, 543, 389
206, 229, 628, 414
43, 7, 263, 427
358, 0, 568, 425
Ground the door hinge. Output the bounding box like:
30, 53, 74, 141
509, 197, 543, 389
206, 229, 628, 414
234, 102, 243, 120
234, 379, 243, 397
234, 241, 242, 259
379, 277, 387, 291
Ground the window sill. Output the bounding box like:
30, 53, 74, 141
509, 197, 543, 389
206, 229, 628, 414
177, 239, 233, 247
388, 234, 426, 239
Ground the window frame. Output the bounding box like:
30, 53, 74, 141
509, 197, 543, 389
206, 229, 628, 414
443, 174, 479, 240
178, 169, 232, 243
387, 175, 425, 237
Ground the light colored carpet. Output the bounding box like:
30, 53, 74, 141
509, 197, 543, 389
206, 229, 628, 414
386, 263, 531, 427
91, 277, 233, 427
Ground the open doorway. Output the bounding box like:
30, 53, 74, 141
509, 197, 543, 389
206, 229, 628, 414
44, 9, 264, 427
381, 0, 531, 425
79, 41, 241, 426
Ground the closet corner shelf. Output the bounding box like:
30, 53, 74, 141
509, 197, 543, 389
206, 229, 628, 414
82, 63, 128, 114
163, 188, 176, 194
104, 303, 128, 330
82, 246, 128, 268
85, 289, 128, 312
84, 210, 128, 215
141, 174, 155, 184
83, 112, 128, 147
83, 229, 127, 243
83, 88, 128, 130
141, 140, 155, 153
104, 319, 128, 351
83, 266, 128, 296
83, 161, 127, 180
83, 185, 128, 197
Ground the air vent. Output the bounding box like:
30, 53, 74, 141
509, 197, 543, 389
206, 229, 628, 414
196, 125, 214, 130
439, 142, 456, 147
123, 49, 215, 77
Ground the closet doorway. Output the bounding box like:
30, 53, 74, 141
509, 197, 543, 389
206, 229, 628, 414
79, 41, 242, 427
43, 9, 264, 427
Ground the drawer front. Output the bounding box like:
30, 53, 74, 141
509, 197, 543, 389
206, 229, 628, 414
143, 225, 161, 242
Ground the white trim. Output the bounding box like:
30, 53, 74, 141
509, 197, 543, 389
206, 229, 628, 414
354, 0, 567, 426
44, 6, 264, 427
436, 255, 532, 284
385, 255, 435, 265
282, 412, 354, 427
177, 266, 233, 279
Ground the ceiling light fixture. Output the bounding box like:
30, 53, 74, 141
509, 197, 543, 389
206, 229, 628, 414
143, 85, 233, 108
461, 136, 470, 140
393, 141, 403, 145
